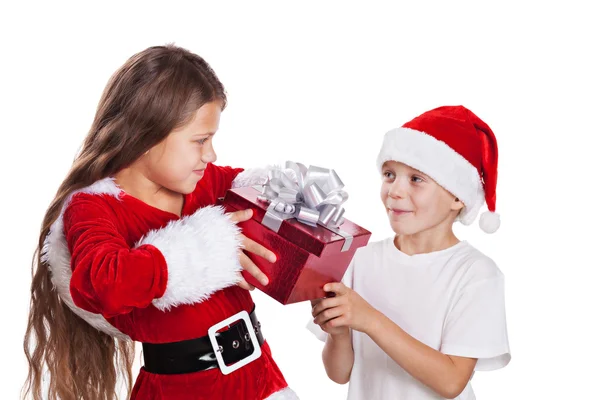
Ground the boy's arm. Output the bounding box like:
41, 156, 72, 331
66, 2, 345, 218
367, 310, 476, 398
313, 283, 476, 398
311, 299, 355, 384
322, 330, 354, 384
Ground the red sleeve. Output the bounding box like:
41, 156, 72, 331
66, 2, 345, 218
63, 192, 243, 316
193, 163, 271, 208
202, 163, 244, 201
63, 194, 168, 318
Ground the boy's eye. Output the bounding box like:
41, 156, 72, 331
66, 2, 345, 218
383, 171, 395, 179
196, 138, 208, 145
411, 175, 424, 183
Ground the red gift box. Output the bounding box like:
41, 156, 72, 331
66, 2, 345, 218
222, 186, 371, 304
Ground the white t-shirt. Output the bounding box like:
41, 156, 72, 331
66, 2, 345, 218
307, 237, 511, 400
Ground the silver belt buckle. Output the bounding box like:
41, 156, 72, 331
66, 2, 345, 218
207, 310, 262, 375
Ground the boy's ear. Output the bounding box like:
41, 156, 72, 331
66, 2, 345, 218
452, 197, 465, 211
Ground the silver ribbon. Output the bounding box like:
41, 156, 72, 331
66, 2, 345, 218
254, 161, 354, 252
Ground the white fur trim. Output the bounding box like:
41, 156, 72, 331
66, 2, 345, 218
41, 177, 128, 338
137, 206, 243, 311
376, 127, 485, 225
232, 168, 269, 188
479, 211, 501, 233
232, 166, 298, 189
264, 387, 300, 400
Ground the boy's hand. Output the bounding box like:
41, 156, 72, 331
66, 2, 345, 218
311, 297, 348, 336
312, 282, 377, 334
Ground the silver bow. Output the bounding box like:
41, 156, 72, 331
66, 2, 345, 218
254, 161, 353, 252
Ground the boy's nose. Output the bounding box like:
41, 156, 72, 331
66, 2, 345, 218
388, 178, 408, 198
388, 189, 404, 199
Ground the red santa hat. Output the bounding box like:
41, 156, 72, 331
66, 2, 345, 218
376, 105, 500, 233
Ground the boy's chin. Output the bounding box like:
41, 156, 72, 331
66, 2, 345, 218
389, 221, 418, 236
389, 217, 438, 237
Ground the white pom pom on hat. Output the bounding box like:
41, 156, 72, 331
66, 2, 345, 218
479, 211, 501, 234
376, 105, 501, 233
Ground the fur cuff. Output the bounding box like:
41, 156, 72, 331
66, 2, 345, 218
232, 166, 299, 189
137, 206, 243, 311
232, 168, 269, 188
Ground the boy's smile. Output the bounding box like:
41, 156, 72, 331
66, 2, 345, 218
381, 161, 464, 237
387, 207, 413, 217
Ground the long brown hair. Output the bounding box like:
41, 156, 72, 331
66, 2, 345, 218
23, 44, 227, 400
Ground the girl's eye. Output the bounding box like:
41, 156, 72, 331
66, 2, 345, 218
196, 138, 208, 145
411, 175, 424, 183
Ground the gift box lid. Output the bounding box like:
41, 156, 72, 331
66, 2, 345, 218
223, 186, 371, 257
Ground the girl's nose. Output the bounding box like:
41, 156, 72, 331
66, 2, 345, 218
201, 143, 217, 164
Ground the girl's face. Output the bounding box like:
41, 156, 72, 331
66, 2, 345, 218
380, 161, 464, 236
143, 101, 221, 195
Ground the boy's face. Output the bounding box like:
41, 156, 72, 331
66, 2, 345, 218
380, 161, 464, 236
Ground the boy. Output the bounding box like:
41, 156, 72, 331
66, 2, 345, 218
308, 106, 510, 399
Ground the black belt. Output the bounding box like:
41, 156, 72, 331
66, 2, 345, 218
142, 306, 264, 375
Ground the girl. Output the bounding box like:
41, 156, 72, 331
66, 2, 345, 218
309, 106, 511, 399
23, 45, 298, 400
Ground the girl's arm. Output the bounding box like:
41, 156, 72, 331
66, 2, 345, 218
313, 283, 476, 398
61, 193, 242, 317
203, 163, 265, 199
208, 163, 296, 197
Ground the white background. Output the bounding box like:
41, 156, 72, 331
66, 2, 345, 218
2, 1, 599, 398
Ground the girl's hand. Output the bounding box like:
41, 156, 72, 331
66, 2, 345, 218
228, 209, 276, 291
312, 282, 377, 334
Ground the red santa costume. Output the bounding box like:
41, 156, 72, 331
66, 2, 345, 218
41, 163, 298, 400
